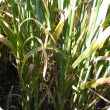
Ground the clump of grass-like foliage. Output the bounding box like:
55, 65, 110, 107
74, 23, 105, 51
0, 0, 110, 110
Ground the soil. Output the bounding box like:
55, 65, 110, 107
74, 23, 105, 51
0, 49, 22, 110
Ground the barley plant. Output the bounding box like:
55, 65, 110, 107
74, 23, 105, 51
0, 0, 110, 110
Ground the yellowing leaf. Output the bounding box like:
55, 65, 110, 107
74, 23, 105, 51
76, 78, 110, 91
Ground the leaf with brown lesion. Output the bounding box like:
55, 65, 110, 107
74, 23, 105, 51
21, 64, 34, 90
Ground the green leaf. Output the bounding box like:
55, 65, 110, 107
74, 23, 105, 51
0, 34, 16, 57
102, 13, 110, 28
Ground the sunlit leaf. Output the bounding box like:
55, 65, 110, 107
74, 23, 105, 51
76, 78, 110, 91
67, 26, 110, 74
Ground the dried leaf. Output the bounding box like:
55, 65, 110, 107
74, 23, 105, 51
22, 64, 34, 89
93, 56, 110, 64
